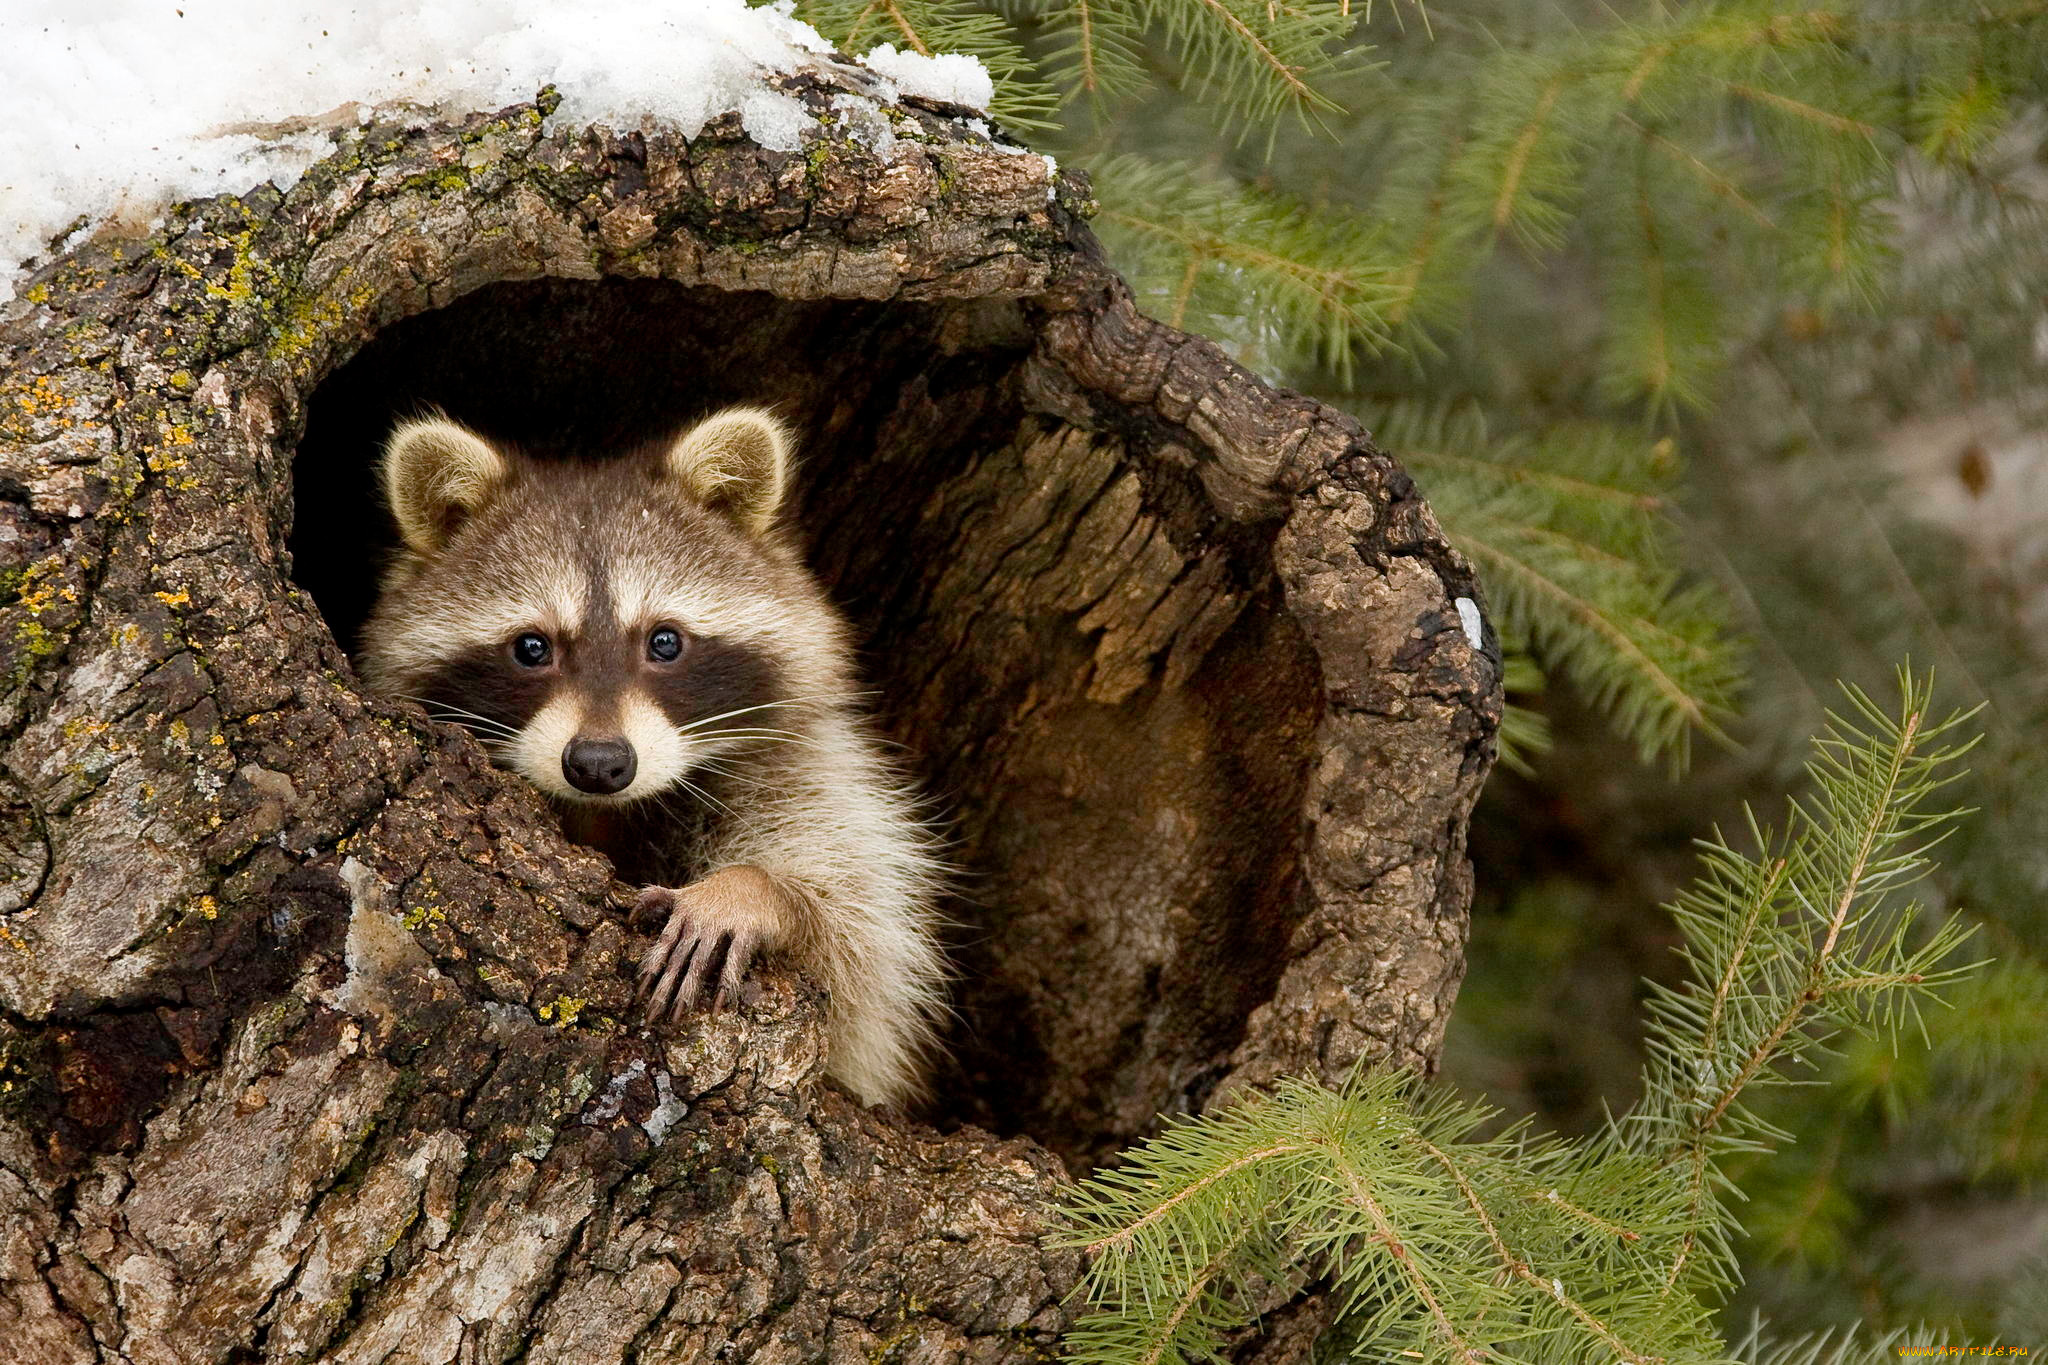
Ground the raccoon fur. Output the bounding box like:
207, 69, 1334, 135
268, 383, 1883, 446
358, 408, 947, 1107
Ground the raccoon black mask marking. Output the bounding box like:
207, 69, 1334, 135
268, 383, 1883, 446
359, 409, 946, 1107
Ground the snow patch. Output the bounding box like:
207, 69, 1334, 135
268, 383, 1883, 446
0, 0, 995, 301
737, 86, 814, 154
830, 93, 899, 158
860, 43, 994, 111
1454, 597, 1485, 650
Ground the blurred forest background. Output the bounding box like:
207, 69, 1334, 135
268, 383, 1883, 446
791, 0, 2048, 1342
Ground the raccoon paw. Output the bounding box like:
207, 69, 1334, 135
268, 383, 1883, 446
634, 866, 793, 1022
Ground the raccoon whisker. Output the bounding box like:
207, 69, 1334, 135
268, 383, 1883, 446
672, 693, 871, 736
645, 780, 710, 821
436, 715, 523, 741
397, 695, 523, 739
648, 789, 699, 826
674, 775, 734, 817
693, 733, 831, 756
397, 692, 493, 721
721, 740, 813, 752
689, 786, 734, 817
687, 759, 776, 791
440, 721, 524, 748
694, 776, 771, 796
689, 752, 765, 776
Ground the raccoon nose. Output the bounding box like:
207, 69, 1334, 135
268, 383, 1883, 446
562, 737, 637, 795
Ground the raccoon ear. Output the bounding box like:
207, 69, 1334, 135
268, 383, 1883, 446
381, 418, 509, 554
662, 407, 791, 535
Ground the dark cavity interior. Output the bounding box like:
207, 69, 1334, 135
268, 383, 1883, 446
291, 277, 1320, 1167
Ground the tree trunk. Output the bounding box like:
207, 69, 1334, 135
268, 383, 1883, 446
0, 71, 1498, 1364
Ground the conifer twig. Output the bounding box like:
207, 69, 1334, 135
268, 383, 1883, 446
1317, 1137, 1490, 1365
1648, 676, 1976, 1291
1188, 0, 1318, 103
1520, 1182, 1643, 1242
1625, 118, 1777, 229
1700, 857, 1790, 1064
1493, 77, 1568, 231
883, 0, 934, 53
1060, 673, 1979, 1363
1134, 1223, 1265, 1365
1414, 1137, 1661, 1365
1073, 0, 1102, 93
1082, 1141, 1305, 1254
1725, 85, 1876, 137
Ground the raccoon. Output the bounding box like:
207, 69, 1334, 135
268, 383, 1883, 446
358, 408, 947, 1107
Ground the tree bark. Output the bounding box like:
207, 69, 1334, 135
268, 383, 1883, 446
0, 69, 1498, 1364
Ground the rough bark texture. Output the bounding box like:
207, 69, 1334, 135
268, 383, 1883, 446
0, 68, 1498, 1365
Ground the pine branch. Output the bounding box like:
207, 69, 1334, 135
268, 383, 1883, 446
1725, 85, 1877, 140
1625, 116, 1775, 230
1490, 75, 1570, 238
1621, 670, 1982, 1297
1032, 0, 1150, 103
1319, 1135, 1491, 1365
980, 0, 2043, 395
1094, 155, 1400, 381
1369, 91, 1484, 331
1079, 1139, 1305, 1256
1363, 2, 2033, 399
1601, 148, 1722, 410
1135, 0, 1360, 135
995, 0, 1368, 138
1413, 1136, 1660, 1365
1062, 1077, 1716, 1364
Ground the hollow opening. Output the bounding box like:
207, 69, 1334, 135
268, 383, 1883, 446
290, 277, 1321, 1166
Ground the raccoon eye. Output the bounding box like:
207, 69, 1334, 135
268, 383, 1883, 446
511, 632, 552, 667
647, 626, 684, 663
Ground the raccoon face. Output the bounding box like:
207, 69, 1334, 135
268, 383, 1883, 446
361, 408, 838, 806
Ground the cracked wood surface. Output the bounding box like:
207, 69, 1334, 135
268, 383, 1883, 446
0, 66, 1497, 1365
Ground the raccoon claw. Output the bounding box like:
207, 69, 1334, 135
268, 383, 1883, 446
641, 922, 762, 1021
643, 929, 757, 1023
635, 870, 785, 1023
628, 885, 673, 933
